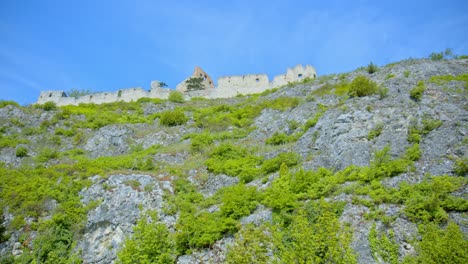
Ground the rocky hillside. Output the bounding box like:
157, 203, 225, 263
0, 58, 467, 263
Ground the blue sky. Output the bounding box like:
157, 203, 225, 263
1, 0, 467, 105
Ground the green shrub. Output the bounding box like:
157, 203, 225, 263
429, 52, 444, 61
0, 134, 29, 148
421, 118, 442, 133
0, 100, 20, 108
263, 97, 300, 111
378, 86, 389, 99
42, 101, 57, 111
117, 211, 175, 264
175, 212, 238, 254
348, 75, 379, 97
396, 176, 467, 223
159, 108, 188, 126
410, 81, 426, 101
54, 128, 75, 137
266, 132, 290, 145
15, 146, 28, 157
168, 91, 184, 103
205, 143, 262, 182
226, 224, 271, 264
190, 132, 214, 152
37, 148, 59, 162
454, 158, 467, 176
404, 222, 468, 264
404, 71, 411, 78
404, 144, 421, 161
261, 152, 300, 174
272, 201, 357, 263
384, 74, 395, 80
369, 224, 399, 264
367, 62, 378, 74
220, 184, 258, 219
367, 123, 383, 140
262, 164, 297, 211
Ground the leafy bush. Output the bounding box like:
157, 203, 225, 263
168, 91, 184, 103
429, 49, 453, 61
117, 211, 175, 264
0, 134, 29, 148
404, 144, 421, 161
190, 132, 214, 152
54, 127, 75, 137
205, 143, 262, 182
0, 100, 20, 108
262, 164, 297, 211
37, 148, 59, 162
378, 86, 389, 99
407, 118, 442, 143
272, 201, 357, 263
367, 62, 378, 74
454, 158, 467, 176
261, 152, 300, 174
367, 123, 383, 140
429, 52, 444, 61
266, 132, 290, 145
348, 75, 379, 97
369, 224, 399, 264
15, 146, 28, 157
404, 71, 411, 78
404, 222, 468, 264
220, 184, 258, 219
159, 108, 188, 126
384, 74, 395, 80
226, 224, 271, 264
175, 211, 238, 254
396, 176, 467, 222
409, 81, 426, 101
263, 97, 300, 111
42, 101, 57, 111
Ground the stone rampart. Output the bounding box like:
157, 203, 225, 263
36, 64, 316, 106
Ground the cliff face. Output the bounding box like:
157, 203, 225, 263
1, 58, 467, 263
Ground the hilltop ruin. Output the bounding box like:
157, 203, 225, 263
37, 64, 316, 106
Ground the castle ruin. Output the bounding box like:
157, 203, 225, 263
36, 64, 316, 106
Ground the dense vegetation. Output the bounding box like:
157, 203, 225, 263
0, 57, 467, 263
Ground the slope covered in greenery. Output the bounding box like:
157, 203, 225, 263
0, 57, 467, 263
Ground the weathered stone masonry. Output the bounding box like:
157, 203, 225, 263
37, 64, 316, 106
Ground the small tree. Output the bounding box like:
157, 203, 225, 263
186, 77, 205, 91
367, 62, 378, 74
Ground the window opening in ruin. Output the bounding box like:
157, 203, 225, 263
298, 74, 303, 78
49, 93, 52, 97
255, 78, 260, 82
313, 74, 316, 78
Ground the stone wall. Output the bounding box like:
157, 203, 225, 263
36, 64, 316, 106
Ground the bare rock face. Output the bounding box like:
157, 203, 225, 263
78, 174, 167, 264
84, 125, 132, 158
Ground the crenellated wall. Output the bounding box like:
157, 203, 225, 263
36, 64, 316, 106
